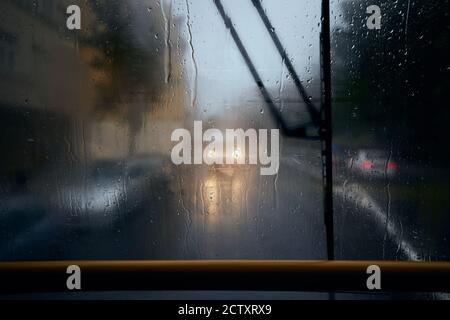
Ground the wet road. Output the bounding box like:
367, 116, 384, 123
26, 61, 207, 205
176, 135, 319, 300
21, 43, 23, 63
2, 137, 442, 262
0, 139, 328, 260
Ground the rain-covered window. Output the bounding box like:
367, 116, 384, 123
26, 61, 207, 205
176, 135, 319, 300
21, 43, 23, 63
332, 0, 450, 261
0, 0, 449, 264
0, 0, 326, 260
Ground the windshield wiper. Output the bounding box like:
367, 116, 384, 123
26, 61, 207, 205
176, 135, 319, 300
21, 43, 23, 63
250, 0, 321, 128
212, 0, 319, 139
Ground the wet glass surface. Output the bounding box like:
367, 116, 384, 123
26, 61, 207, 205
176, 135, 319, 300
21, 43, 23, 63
0, 0, 449, 263
0, 0, 326, 260
331, 0, 450, 260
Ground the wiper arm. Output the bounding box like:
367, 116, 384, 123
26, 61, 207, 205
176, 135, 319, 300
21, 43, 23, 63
213, 0, 318, 139
250, 0, 321, 127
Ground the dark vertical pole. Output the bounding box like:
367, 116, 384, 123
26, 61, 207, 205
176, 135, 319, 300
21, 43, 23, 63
321, 0, 335, 260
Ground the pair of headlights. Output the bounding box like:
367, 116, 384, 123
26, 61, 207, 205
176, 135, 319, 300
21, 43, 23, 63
207, 148, 242, 161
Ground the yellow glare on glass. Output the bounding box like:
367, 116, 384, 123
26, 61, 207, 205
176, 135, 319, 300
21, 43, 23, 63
208, 149, 216, 159
232, 148, 241, 160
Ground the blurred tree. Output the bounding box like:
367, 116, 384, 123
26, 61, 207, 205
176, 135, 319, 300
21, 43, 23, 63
81, 0, 187, 155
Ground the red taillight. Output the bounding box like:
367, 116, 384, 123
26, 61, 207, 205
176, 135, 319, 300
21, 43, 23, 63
387, 161, 397, 170
362, 160, 373, 169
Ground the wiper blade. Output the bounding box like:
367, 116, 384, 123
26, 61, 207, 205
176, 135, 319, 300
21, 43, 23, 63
251, 0, 321, 127
213, 0, 318, 139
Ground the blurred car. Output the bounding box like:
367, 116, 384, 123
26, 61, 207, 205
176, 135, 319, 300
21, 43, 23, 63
347, 149, 397, 178
205, 145, 246, 165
